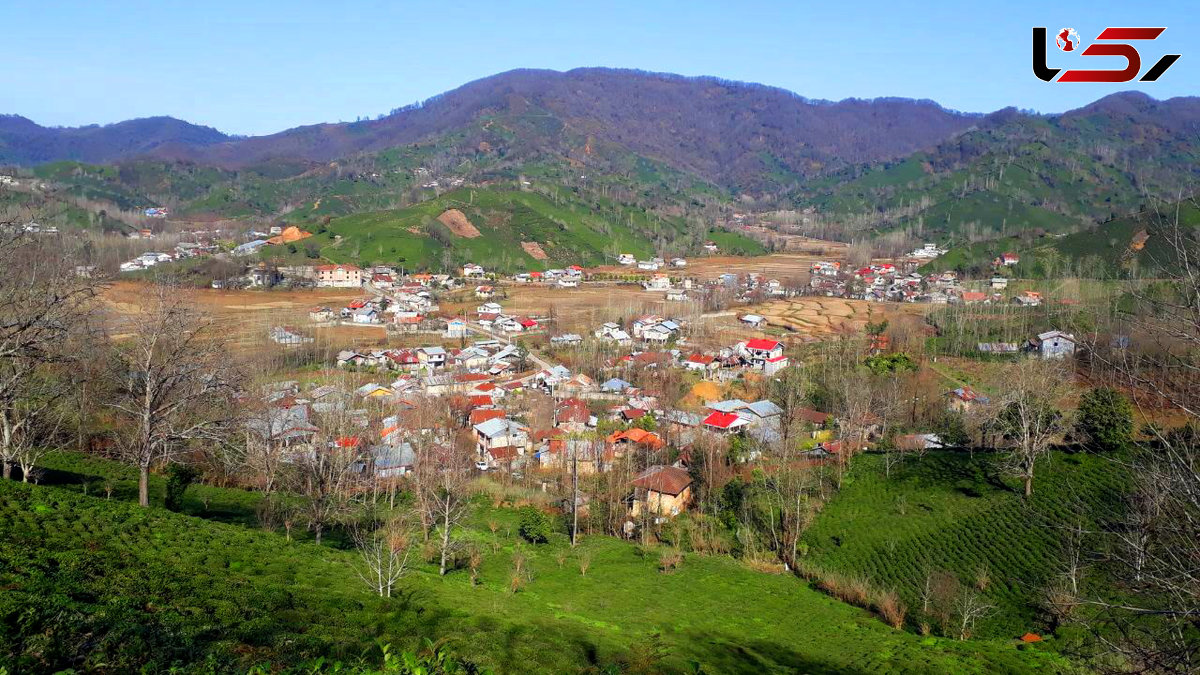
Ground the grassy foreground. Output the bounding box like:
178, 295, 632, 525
0, 454, 1072, 674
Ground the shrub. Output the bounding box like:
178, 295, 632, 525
164, 463, 199, 512
1076, 387, 1133, 452
517, 506, 551, 544
874, 590, 908, 629
658, 548, 683, 574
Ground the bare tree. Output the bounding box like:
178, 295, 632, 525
0, 226, 98, 479
419, 439, 474, 576
352, 510, 415, 598
953, 589, 994, 640
991, 359, 1072, 497
107, 286, 237, 506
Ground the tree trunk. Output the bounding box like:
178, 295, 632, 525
1, 460, 10, 480
139, 465, 150, 507
439, 509, 452, 575
1024, 473, 1033, 498
314, 523, 323, 546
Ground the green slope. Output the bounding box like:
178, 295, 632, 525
0, 454, 1072, 674
804, 452, 1130, 639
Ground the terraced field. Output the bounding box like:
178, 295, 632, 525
748, 296, 931, 339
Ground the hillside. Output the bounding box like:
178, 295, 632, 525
929, 200, 1200, 278
797, 92, 1200, 241
0, 453, 1072, 674
273, 187, 761, 272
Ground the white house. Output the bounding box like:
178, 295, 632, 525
643, 274, 671, 291
1031, 331, 1077, 359
617, 253, 636, 265
463, 263, 486, 278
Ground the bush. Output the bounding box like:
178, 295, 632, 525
164, 463, 199, 512
517, 506, 551, 544
1076, 387, 1133, 452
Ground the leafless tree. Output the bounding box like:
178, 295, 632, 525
107, 286, 238, 506
953, 589, 994, 640
990, 358, 1072, 497
0, 225, 99, 479
352, 510, 415, 598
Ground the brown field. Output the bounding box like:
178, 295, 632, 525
745, 297, 931, 339
437, 209, 481, 238
103, 281, 386, 352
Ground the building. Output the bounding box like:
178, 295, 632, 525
315, 264, 363, 288
631, 465, 693, 517
1031, 331, 1077, 359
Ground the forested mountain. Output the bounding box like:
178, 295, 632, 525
0, 115, 228, 165
3, 69, 980, 191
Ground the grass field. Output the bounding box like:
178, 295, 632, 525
0, 452, 1073, 674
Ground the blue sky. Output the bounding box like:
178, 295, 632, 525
1, 0, 1195, 136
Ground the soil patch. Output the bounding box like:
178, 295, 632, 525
437, 209, 481, 238
521, 241, 549, 260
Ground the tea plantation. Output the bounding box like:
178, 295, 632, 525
804, 451, 1130, 638
0, 452, 1076, 674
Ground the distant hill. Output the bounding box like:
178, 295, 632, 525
0, 115, 228, 165
3, 69, 981, 192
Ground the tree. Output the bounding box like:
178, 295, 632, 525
518, 506, 552, 544
1075, 386, 1133, 453
352, 511, 415, 598
991, 359, 1071, 497
0, 227, 98, 480
107, 287, 238, 507
164, 463, 199, 511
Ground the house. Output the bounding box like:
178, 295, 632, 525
474, 285, 495, 299
990, 276, 1009, 290
600, 378, 633, 394
594, 323, 631, 345
371, 273, 395, 288
683, 353, 718, 375
417, 346, 447, 369
740, 314, 766, 328
742, 338, 784, 366
643, 274, 671, 291
894, 433, 945, 452
1031, 331, 1077, 359
371, 442, 416, 478
637, 260, 660, 271
444, 318, 468, 339
631, 465, 693, 517
355, 383, 393, 399
315, 264, 364, 288
617, 253, 636, 265
1013, 291, 1043, 307
666, 289, 689, 302
960, 291, 988, 305
462, 263, 486, 278
557, 277, 579, 288
977, 342, 1020, 354
473, 417, 530, 460
606, 428, 664, 456
269, 326, 313, 345
996, 252, 1020, 267
702, 411, 751, 433
351, 307, 379, 324
550, 333, 583, 346
703, 241, 720, 253
477, 302, 503, 315
671, 258, 687, 268
308, 307, 336, 323
947, 386, 989, 412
